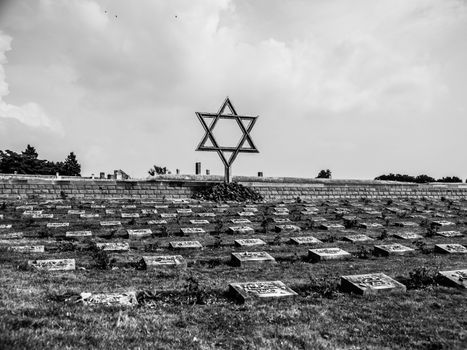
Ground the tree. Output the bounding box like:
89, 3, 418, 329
61, 152, 81, 176
148, 165, 169, 176
415, 175, 435, 183
22, 144, 38, 159
316, 169, 332, 179
437, 176, 462, 183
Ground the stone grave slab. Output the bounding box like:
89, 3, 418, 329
141, 255, 187, 270
66, 231, 92, 239
341, 273, 406, 295
147, 220, 167, 225
235, 238, 267, 247
0, 214, 3, 220
141, 209, 158, 215
170, 241, 203, 249
373, 243, 415, 256
308, 248, 351, 262
272, 211, 289, 216
395, 222, 418, 227
434, 244, 467, 254
172, 199, 190, 204
432, 220, 455, 227
273, 218, 291, 223
275, 224, 301, 233
121, 213, 140, 218
91, 205, 105, 209
243, 207, 258, 212
122, 205, 136, 209
231, 251, 276, 266
47, 222, 69, 228
176, 209, 193, 215
2, 232, 23, 239
80, 213, 99, 218
437, 231, 463, 238
238, 212, 255, 217
9, 245, 44, 253
438, 269, 467, 289
80, 291, 137, 307
319, 223, 345, 230
310, 217, 327, 223
359, 222, 383, 229
197, 212, 216, 217
128, 229, 152, 238
180, 227, 205, 235
273, 207, 289, 212
68, 210, 85, 215
393, 232, 423, 240
190, 219, 210, 225
96, 242, 130, 251
188, 204, 202, 208
16, 205, 33, 210
23, 210, 43, 216
141, 201, 157, 205
231, 218, 251, 224
32, 213, 54, 219
343, 234, 373, 243
216, 204, 230, 208
0, 224, 12, 229
154, 205, 169, 209
160, 213, 177, 218
100, 221, 122, 226
289, 236, 322, 245
105, 209, 116, 215
28, 258, 76, 271
229, 281, 297, 303
228, 226, 255, 234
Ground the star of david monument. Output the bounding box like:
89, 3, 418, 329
195, 97, 259, 183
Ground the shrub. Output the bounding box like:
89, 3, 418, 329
316, 169, 332, 179
192, 182, 263, 202
404, 267, 438, 289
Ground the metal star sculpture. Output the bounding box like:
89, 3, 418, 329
195, 97, 259, 183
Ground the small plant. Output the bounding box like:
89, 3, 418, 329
90, 244, 110, 270
261, 216, 274, 233
306, 275, 339, 298
379, 230, 388, 240
355, 245, 372, 259
60, 191, 68, 200
192, 182, 263, 202
405, 267, 438, 289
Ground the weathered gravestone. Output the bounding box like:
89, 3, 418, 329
308, 247, 351, 262
160, 213, 177, 218
180, 227, 205, 235
434, 244, 467, 254
231, 251, 276, 266
190, 219, 210, 225
176, 209, 193, 215
359, 222, 383, 229
68, 210, 85, 215
319, 223, 345, 230
122, 205, 136, 209
238, 211, 255, 217
121, 213, 139, 218
170, 241, 203, 249
66, 231, 92, 239
0, 224, 12, 229
289, 236, 322, 245
228, 226, 254, 234
275, 224, 301, 233
147, 220, 167, 225
9, 245, 44, 253
437, 269, 467, 289
231, 218, 251, 224
229, 281, 297, 303
273, 218, 291, 223
2, 232, 23, 239
436, 231, 463, 238
28, 258, 75, 271
140, 255, 187, 270
373, 243, 414, 256
47, 222, 69, 228
96, 242, 130, 251
198, 212, 216, 217
341, 273, 406, 295
33, 213, 54, 219
393, 232, 423, 240
432, 220, 455, 227
80, 291, 137, 306
127, 229, 152, 239
80, 213, 99, 218
100, 221, 122, 226
234, 238, 266, 247
395, 222, 418, 227
343, 234, 373, 243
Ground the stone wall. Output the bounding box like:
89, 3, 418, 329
0, 174, 466, 201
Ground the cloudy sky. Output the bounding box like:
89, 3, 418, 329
0, 0, 466, 179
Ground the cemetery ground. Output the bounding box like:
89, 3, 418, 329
0, 197, 466, 349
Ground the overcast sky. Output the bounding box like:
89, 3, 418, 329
0, 0, 466, 179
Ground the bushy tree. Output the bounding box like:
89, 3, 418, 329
316, 169, 332, 179
61, 152, 81, 176
148, 165, 169, 176
437, 176, 462, 183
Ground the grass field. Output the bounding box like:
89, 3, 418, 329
0, 197, 466, 349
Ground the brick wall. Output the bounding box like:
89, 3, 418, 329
0, 175, 466, 200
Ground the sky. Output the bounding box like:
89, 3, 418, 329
0, 0, 466, 179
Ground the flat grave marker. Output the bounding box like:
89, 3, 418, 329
289, 236, 322, 245
9, 245, 44, 253
80, 213, 99, 218
0, 224, 12, 229
91, 205, 105, 209
235, 238, 267, 247
229, 281, 297, 303
80, 292, 137, 307
272, 211, 289, 216
238, 212, 255, 217
170, 240, 203, 249
228, 226, 255, 234
28, 258, 75, 271
434, 244, 467, 254
100, 221, 122, 226
68, 210, 85, 215
359, 222, 383, 229
180, 227, 206, 235
154, 205, 169, 209
16, 205, 33, 210
231, 251, 276, 266
105, 209, 116, 215
96, 242, 130, 251
343, 234, 373, 243
436, 231, 463, 238
373, 243, 415, 256
393, 232, 423, 240
243, 207, 258, 212
395, 222, 418, 228
141, 209, 158, 215
160, 213, 177, 218
32, 213, 54, 219
341, 273, 406, 295
308, 247, 351, 262
273, 218, 291, 223
46, 222, 69, 228
190, 219, 210, 225
177, 209, 193, 214
319, 223, 345, 230
432, 220, 455, 227
197, 212, 216, 217
275, 224, 301, 233
437, 269, 467, 289
148, 220, 168, 225
141, 255, 187, 269
23, 210, 43, 216
66, 231, 92, 238
122, 205, 136, 209
127, 229, 152, 238
231, 218, 251, 224
121, 213, 140, 218
1, 232, 23, 239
